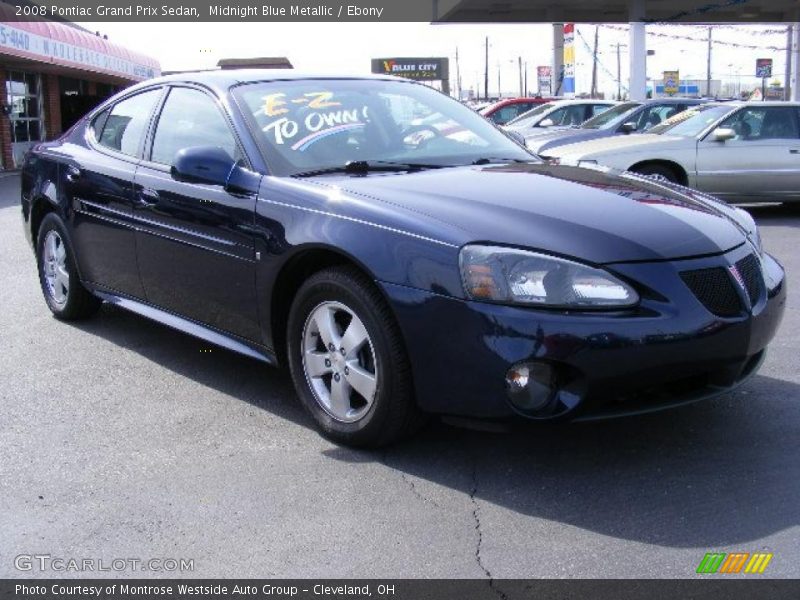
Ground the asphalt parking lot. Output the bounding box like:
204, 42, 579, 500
1, 172, 798, 580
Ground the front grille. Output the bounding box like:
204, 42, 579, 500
681, 267, 742, 317
735, 253, 761, 306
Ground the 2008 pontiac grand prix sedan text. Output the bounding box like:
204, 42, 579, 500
21, 71, 786, 446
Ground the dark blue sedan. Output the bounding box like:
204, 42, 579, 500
21, 70, 786, 446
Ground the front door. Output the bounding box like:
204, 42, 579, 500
695, 106, 800, 202
132, 85, 261, 342
69, 87, 164, 298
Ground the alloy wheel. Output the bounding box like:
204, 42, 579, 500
42, 230, 69, 306
301, 301, 378, 423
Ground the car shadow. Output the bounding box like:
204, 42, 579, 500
744, 202, 800, 228
69, 303, 799, 550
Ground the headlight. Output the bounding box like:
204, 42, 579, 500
748, 226, 763, 255
460, 245, 639, 308
733, 207, 763, 255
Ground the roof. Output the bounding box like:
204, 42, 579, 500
123, 69, 409, 95
640, 98, 708, 104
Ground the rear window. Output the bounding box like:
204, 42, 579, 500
97, 88, 161, 157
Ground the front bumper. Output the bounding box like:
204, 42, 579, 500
382, 245, 786, 421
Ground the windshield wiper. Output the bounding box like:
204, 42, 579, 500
471, 157, 535, 165
293, 160, 445, 178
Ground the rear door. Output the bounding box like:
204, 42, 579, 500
69, 87, 163, 298
132, 85, 261, 342
695, 106, 800, 202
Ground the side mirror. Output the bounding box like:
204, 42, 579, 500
171, 146, 260, 194
710, 127, 736, 142
620, 122, 638, 133
539, 118, 555, 128
506, 130, 527, 147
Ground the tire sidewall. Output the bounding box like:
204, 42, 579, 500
287, 274, 399, 442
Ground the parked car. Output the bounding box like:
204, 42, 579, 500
22, 72, 785, 446
542, 101, 800, 204
504, 99, 616, 133
480, 97, 556, 125
525, 98, 709, 155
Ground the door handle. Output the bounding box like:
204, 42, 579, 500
65, 166, 81, 183
136, 188, 160, 206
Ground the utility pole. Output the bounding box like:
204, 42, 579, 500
785, 26, 793, 101
615, 43, 624, 100
524, 61, 528, 96
497, 63, 501, 99
706, 26, 713, 98
590, 26, 599, 98
455, 46, 461, 100
484, 36, 489, 101
518, 56, 523, 96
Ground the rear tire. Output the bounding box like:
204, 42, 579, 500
632, 163, 680, 184
287, 266, 425, 447
36, 213, 101, 320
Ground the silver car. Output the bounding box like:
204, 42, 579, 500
504, 99, 616, 133
543, 102, 800, 204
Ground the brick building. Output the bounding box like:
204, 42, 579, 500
0, 6, 159, 168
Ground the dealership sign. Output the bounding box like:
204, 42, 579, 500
562, 23, 575, 96
756, 58, 773, 78
371, 57, 449, 81
663, 70, 680, 95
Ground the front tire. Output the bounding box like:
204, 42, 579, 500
632, 163, 680, 183
287, 266, 425, 447
36, 213, 101, 320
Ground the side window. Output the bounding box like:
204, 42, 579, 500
637, 105, 680, 131
545, 107, 566, 125
97, 89, 161, 156
90, 108, 110, 141
590, 104, 611, 117
492, 106, 519, 125
719, 107, 799, 141
150, 87, 238, 165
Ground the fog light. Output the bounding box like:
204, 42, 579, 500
505, 362, 556, 412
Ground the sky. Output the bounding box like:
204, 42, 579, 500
78, 21, 794, 99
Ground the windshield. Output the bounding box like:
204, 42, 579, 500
234, 79, 533, 176
581, 102, 641, 129
650, 105, 732, 137
505, 102, 556, 128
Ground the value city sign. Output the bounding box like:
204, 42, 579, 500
371, 57, 449, 81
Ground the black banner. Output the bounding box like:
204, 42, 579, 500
2, 0, 799, 23
2, 580, 800, 600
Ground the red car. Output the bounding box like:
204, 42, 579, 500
480, 97, 557, 125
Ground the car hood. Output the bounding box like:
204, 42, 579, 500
313, 163, 747, 264
524, 128, 609, 153
546, 134, 692, 161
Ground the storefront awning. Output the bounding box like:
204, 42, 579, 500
0, 5, 159, 81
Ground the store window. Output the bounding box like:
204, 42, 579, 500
5, 71, 44, 143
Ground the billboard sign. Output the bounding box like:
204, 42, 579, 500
371, 57, 448, 81
536, 65, 552, 95
755, 58, 773, 78
662, 70, 680, 96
